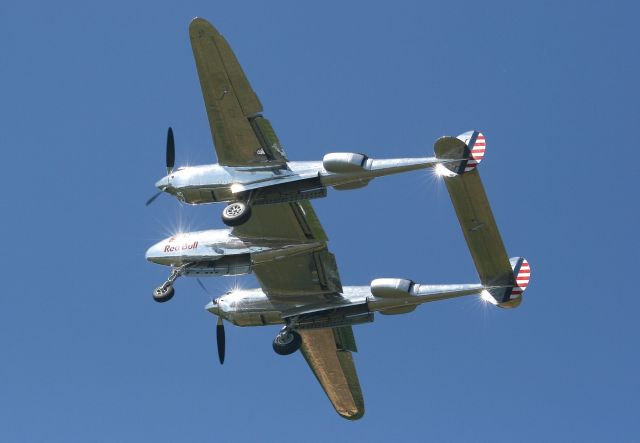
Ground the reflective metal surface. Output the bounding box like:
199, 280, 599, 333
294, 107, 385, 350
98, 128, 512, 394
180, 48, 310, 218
154, 156, 447, 206
146, 15, 529, 421
299, 328, 365, 420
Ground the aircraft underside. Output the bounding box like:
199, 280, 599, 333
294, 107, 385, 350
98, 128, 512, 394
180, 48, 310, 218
144, 17, 531, 421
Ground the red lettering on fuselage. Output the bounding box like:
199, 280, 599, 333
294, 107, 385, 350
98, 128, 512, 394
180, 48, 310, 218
163, 241, 199, 253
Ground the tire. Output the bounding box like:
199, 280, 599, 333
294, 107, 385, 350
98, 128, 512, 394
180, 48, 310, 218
153, 285, 175, 303
272, 329, 302, 355
221, 202, 252, 227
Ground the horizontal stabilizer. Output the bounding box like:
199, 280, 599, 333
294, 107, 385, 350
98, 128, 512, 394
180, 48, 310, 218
440, 151, 529, 308
442, 167, 512, 287
434, 130, 486, 175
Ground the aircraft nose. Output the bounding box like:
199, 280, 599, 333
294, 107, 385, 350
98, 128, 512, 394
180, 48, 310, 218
145, 241, 163, 263
205, 298, 222, 316
155, 176, 170, 190
145, 244, 156, 262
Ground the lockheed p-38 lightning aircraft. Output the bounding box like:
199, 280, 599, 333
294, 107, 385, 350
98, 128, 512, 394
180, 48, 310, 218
146, 18, 488, 228
146, 18, 531, 420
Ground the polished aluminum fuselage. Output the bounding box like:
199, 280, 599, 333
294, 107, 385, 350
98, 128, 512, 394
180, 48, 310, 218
203, 283, 486, 327
156, 157, 439, 205
146, 229, 258, 267
145, 228, 324, 276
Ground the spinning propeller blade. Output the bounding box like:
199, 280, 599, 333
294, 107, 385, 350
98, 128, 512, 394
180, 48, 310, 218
216, 317, 226, 365
197, 278, 226, 365
196, 278, 208, 294
145, 191, 163, 206
166, 127, 175, 174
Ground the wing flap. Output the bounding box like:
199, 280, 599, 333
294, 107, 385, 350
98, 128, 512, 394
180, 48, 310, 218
233, 201, 327, 243
252, 249, 342, 296
299, 327, 364, 420
234, 202, 340, 296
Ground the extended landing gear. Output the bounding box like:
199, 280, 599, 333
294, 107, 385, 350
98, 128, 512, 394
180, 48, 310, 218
153, 284, 175, 303
272, 328, 302, 355
221, 201, 252, 227
152, 265, 188, 303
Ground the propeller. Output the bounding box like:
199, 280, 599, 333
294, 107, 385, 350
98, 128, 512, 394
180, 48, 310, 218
197, 278, 226, 365
166, 127, 175, 174
216, 317, 226, 365
196, 277, 208, 293
145, 191, 163, 206
145, 127, 175, 206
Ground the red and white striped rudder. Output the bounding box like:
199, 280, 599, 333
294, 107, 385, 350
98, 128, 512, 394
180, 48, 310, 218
456, 130, 486, 172
509, 257, 531, 299
488, 257, 531, 309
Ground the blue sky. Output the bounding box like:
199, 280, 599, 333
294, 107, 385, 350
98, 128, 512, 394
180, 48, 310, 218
1, 1, 638, 441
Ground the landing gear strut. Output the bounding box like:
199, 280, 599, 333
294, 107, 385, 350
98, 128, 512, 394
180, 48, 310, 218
152, 264, 189, 303
272, 327, 302, 355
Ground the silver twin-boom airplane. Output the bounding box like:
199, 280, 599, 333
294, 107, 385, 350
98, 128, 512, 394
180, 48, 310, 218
145, 18, 532, 420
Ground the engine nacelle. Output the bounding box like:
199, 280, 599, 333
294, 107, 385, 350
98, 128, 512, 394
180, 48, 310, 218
208, 288, 283, 327
322, 152, 368, 174
370, 278, 413, 298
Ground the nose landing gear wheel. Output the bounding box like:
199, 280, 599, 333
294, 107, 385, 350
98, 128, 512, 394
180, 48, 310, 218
221, 201, 252, 226
272, 329, 302, 355
153, 285, 175, 303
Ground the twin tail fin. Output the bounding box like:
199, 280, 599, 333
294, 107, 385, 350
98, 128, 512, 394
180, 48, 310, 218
434, 130, 486, 175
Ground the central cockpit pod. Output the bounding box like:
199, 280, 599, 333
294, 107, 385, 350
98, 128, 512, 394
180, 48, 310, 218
145, 228, 260, 277
145, 232, 206, 266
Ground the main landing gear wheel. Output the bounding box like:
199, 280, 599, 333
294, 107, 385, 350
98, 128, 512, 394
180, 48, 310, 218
272, 329, 302, 355
151, 264, 189, 303
153, 285, 175, 303
221, 201, 252, 227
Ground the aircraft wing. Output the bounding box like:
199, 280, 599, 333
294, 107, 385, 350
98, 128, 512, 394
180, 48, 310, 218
189, 18, 287, 166
299, 327, 365, 420
233, 202, 365, 419
233, 201, 341, 296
